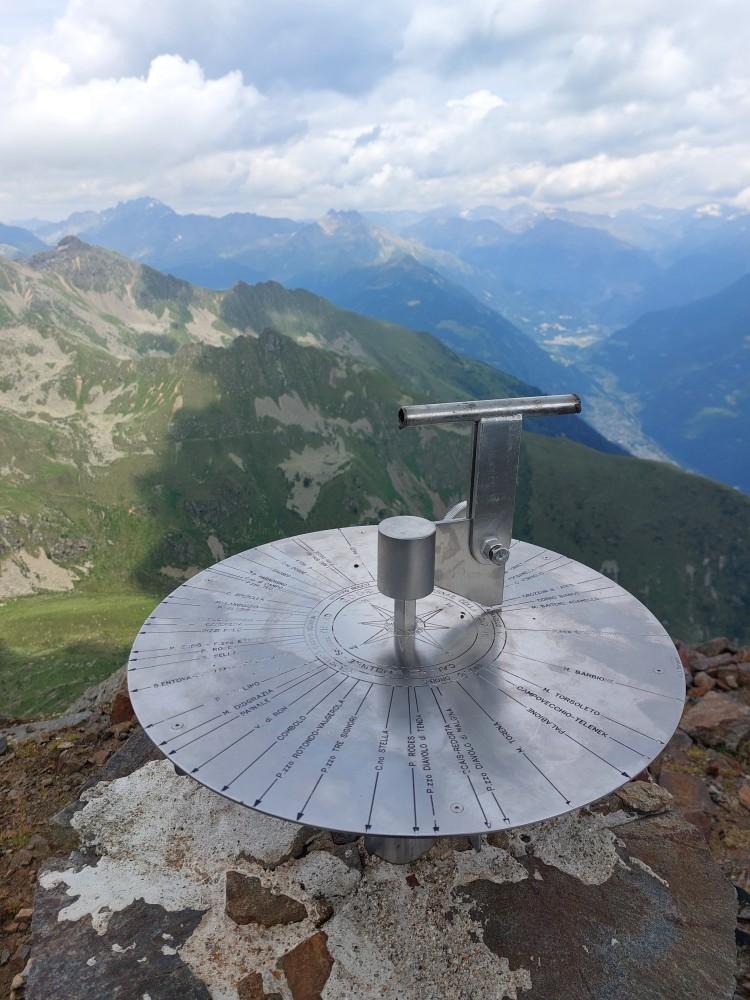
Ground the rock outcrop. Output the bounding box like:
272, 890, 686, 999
21, 754, 740, 1000
5, 636, 750, 999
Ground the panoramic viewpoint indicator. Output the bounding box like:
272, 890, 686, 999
128, 527, 684, 837
129, 395, 685, 845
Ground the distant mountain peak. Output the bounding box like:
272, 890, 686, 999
112, 196, 172, 213
26, 236, 177, 306
318, 209, 369, 237
31, 235, 121, 266
57, 234, 87, 249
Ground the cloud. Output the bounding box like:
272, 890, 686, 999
3, 55, 261, 167
46, 0, 407, 94
1, 0, 750, 219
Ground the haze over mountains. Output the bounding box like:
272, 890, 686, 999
5, 196, 749, 490
1, 236, 749, 718
592, 274, 750, 492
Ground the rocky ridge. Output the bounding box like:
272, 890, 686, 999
2, 636, 750, 998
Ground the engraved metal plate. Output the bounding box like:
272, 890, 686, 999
128, 527, 685, 837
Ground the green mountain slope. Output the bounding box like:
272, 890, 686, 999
592, 274, 750, 491
1, 244, 749, 716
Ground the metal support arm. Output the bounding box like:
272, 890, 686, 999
399, 393, 581, 607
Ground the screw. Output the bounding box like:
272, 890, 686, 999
449, 802, 464, 814
481, 537, 510, 566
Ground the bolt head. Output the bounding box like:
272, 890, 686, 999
489, 544, 510, 566
481, 537, 510, 565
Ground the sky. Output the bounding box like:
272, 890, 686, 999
2, 0, 750, 222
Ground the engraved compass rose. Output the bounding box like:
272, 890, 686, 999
128, 392, 685, 858
358, 602, 451, 649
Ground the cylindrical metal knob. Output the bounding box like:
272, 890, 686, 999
377, 516, 436, 601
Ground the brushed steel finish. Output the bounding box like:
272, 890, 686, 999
364, 835, 437, 864
129, 527, 684, 839
377, 516, 436, 603
399, 394, 581, 427
434, 518, 506, 606
468, 416, 521, 588
401, 394, 579, 606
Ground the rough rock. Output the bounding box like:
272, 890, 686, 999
109, 690, 135, 726
679, 645, 709, 673
707, 653, 740, 671
238, 821, 314, 871
693, 670, 716, 692
294, 850, 362, 899
697, 637, 738, 658
25, 759, 738, 1000
226, 872, 308, 927
703, 748, 743, 778
26, 868, 210, 1000
65, 665, 126, 716
331, 843, 362, 874
681, 690, 750, 750
614, 780, 672, 814
657, 771, 715, 840
460, 810, 736, 1000
278, 932, 333, 1000
739, 781, 750, 812
237, 971, 282, 999
0, 710, 92, 746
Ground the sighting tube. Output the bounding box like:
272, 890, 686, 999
398, 393, 581, 428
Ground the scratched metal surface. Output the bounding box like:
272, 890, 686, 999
128, 527, 685, 837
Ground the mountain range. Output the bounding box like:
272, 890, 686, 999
1, 238, 749, 717
16, 196, 750, 332
8, 196, 750, 476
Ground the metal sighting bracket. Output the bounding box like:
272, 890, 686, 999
128, 388, 685, 870
399, 394, 581, 607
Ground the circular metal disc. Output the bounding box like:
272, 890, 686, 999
128, 527, 685, 837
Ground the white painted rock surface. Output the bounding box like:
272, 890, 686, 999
27, 758, 738, 1000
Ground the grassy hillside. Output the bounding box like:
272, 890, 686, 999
516, 435, 750, 641
0, 593, 157, 718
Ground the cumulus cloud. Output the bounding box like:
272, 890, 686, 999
1, 0, 750, 219
5, 55, 261, 165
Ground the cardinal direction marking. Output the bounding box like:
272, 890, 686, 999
561, 731, 631, 777
385, 687, 395, 729
170, 713, 240, 754
365, 771, 380, 831
519, 748, 571, 805
159, 710, 229, 745
411, 769, 419, 832
607, 733, 648, 756
466, 774, 491, 829
254, 777, 279, 807
598, 712, 666, 744
190, 724, 264, 774
492, 791, 510, 824
430, 687, 448, 725
338, 528, 375, 581
353, 683, 373, 715
221, 739, 279, 792
430, 792, 439, 833
297, 773, 326, 821
145, 703, 205, 728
